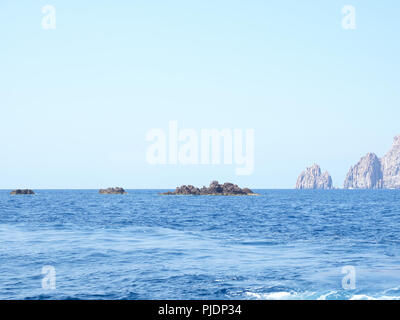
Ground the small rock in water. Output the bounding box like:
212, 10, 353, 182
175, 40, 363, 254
10, 189, 35, 195
99, 187, 127, 194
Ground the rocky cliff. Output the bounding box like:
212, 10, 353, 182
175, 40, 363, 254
343, 153, 383, 189
381, 135, 400, 189
296, 164, 333, 189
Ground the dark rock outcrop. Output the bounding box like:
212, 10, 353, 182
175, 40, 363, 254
296, 164, 333, 189
99, 187, 127, 194
162, 181, 257, 196
343, 153, 383, 189
10, 189, 35, 195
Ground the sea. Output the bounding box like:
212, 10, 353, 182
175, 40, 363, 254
1, 189, 400, 300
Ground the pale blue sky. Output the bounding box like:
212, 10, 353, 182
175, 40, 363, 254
0, 1, 399, 188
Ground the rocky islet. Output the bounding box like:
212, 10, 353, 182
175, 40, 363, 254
99, 187, 127, 194
162, 181, 257, 196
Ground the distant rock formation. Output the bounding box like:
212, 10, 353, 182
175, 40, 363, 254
162, 181, 257, 196
99, 187, 127, 194
343, 153, 383, 189
296, 164, 333, 189
381, 135, 400, 189
344, 135, 400, 189
10, 189, 35, 195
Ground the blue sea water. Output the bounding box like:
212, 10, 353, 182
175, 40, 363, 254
1, 189, 400, 300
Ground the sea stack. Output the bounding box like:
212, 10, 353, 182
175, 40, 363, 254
10, 189, 35, 195
296, 164, 333, 189
381, 135, 400, 189
99, 187, 127, 194
162, 181, 257, 196
343, 135, 400, 189
343, 153, 383, 189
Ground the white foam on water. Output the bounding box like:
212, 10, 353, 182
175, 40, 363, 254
349, 295, 377, 300
245, 291, 304, 300
246, 290, 400, 300
350, 294, 400, 300
316, 291, 338, 300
